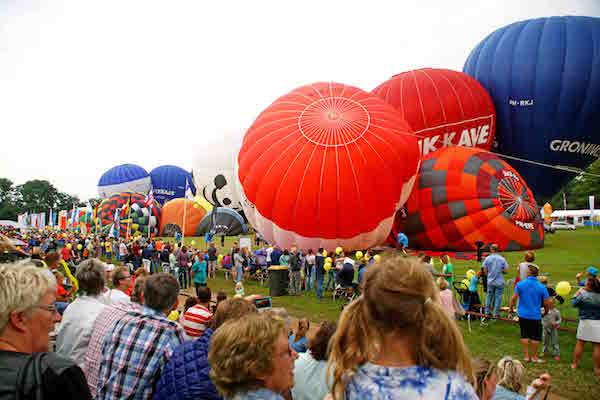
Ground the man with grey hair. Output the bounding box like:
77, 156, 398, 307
0, 262, 91, 398
56, 258, 108, 367
96, 273, 184, 399
83, 275, 147, 397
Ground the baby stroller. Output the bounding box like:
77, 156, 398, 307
334, 265, 359, 304
161, 262, 171, 275
453, 280, 471, 315
453, 280, 482, 332
252, 249, 269, 285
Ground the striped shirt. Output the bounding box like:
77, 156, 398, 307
183, 304, 213, 338
96, 305, 185, 399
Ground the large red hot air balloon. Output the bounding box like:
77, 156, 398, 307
237, 82, 420, 251
391, 146, 544, 251
373, 68, 496, 156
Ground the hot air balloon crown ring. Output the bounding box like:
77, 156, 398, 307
298, 97, 371, 147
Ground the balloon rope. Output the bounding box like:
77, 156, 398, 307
401, 129, 600, 178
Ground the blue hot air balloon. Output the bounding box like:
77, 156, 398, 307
464, 16, 600, 199
149, 165, 196, 205
98, 164, 151, 198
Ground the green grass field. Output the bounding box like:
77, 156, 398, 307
156, 228, 600, 398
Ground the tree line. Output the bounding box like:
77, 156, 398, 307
549, 158, 600, 210
1, 159, 598, 222
0, 178, 99, 221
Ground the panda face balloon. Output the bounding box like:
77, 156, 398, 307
200, 173, 240, 210
192, 133, 243, 212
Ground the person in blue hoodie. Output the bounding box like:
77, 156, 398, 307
153, 298, 258, 400
270, 246, 282, 266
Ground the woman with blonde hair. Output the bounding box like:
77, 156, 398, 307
289, 318, 310, 353
436, 277, 455, 318
472, 358, 498, 400
208, 312, 298, 399
328, 255, 476, 399
494, 356, 525, 398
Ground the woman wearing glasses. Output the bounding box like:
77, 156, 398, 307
0, 262, 91, 399
208, 313, 298, 400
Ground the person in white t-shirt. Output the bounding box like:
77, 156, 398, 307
515, 250, 538, 287
305, 249, 316, 291
266, 246, 274, 267
56, 259, 108, 367
106, 265, 132, 304
119, 240, 128, 260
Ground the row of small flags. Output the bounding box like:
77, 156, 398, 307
18, 185, 162, 235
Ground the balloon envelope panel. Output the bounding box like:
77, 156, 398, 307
150, 165, 195, 205
394, 147, 544, 251
373, 68, 496, 156
192, 134, 244, 213
98, 164, 151, 198
238, 82, 420, 251
463, 16, 600, 199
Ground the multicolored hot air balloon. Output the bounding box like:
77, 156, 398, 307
373, 68, 496, 156
150, 165, 195, 205
464, 16, 600, 199
391, 147, 544, 252
98, 192, 160, 237
237, 82, 421, 251
159, 198, 208, 237
98, 164, 151, 198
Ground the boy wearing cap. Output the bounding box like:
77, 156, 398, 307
577, 266, 599, 287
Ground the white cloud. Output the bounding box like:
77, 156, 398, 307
1, 0, 599, 200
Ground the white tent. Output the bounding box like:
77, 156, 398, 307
550, 210, 595, 226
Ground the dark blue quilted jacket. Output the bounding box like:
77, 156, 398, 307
153, 328, 221, 400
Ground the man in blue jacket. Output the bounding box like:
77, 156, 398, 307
314, 248, 326, 300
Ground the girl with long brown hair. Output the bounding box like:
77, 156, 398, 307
328, 255, 476, 399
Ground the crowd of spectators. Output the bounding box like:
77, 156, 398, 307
1, 226, 599, 398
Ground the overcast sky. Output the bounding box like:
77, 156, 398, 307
1, 0, 599, 201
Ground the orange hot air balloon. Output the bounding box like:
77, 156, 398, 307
238, 82, 420, 251
160, 198, 208, 237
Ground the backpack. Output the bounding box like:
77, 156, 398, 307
16, 353, 45, 400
